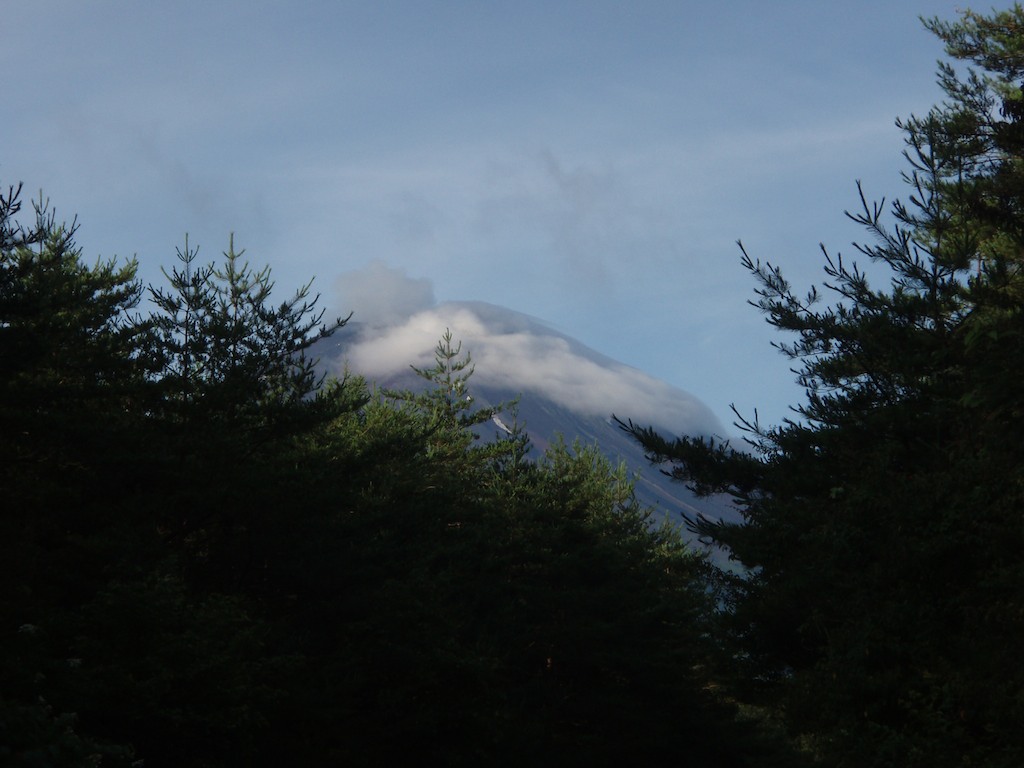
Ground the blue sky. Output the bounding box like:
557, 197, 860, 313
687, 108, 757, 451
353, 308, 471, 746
2, 0, 963, 430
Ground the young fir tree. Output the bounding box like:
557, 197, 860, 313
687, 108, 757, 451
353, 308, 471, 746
143, 235, 363, 583
623, 7, 1024, 767
148, 234, 351, 435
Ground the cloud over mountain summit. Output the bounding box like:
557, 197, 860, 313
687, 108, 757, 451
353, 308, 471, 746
327, 262, 723, 440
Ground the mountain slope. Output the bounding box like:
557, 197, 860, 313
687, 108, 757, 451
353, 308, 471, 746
314, 300, 741, 549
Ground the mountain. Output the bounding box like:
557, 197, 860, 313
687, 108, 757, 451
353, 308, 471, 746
313, 300, 741, 556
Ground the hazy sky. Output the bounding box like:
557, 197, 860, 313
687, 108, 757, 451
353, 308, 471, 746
3, 0, 963, 430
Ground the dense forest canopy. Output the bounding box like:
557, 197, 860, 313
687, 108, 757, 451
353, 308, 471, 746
4, 5, 1024, 767
0, 186, 781, 765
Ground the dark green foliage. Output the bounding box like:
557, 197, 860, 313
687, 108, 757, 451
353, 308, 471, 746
0, 190, 148, 487
265, 341, 777, 766
0, 187, 150, 766
624, 7, 1024, 767
0, 695, 134, 768
147, 234, 354, 440
0, 185, 789, 765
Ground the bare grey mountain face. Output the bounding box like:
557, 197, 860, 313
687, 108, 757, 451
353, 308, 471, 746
314, 300, 740, 557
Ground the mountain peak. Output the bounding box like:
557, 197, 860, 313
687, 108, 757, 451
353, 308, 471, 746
316, 299, 741, 550
321, 299, 724, 440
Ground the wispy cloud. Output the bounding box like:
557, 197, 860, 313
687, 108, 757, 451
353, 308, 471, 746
2, 0, 959, 430
334, 260, 436, 327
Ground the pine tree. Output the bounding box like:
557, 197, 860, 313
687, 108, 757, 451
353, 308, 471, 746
624, 7, 1024, 766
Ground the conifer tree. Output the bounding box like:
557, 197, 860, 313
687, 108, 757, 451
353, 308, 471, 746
0, 190, 147, 478
0, 185, 148, 766
148, 234, 351, 434
624, 7, 1024, 766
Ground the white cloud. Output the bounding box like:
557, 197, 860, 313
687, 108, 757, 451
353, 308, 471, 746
331, 295, 723, 438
